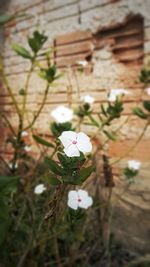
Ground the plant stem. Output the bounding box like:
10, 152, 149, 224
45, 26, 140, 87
0, 64, 21, 116
24, 83, 49, 130
0, 112, 16, 135
22, 59, 35, 121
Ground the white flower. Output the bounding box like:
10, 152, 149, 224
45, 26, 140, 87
9, 162, 18, 169
34, 184, 46, 194
77, 60, 88, 67
81, 95, 95, 104
59, 131, 92, 157
128, 160, 141, 171
51, 105, 73, 123
68, 189, 93, 210
108, 89, 131, 102
146, 88, 150, 96
24, 145, 31, 152
21, 131, 28, 137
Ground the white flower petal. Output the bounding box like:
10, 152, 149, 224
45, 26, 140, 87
64, 144, 80, 157
128, 160, 141, 171
67, 199, 78, 210
76, 132, 92, 153
34, 184, 46, 194
78, 189, 88, 199
21, 131, 28, 137
68, 190, 78, 200
81, 95, 95, 104
24, 145, 31, 152
146, 88, 150, 96
78, 190, 93, 209
77, 60, 88, 67
68, 190, 78, 210
51, 106, 73, 123
59, 131, 77, 147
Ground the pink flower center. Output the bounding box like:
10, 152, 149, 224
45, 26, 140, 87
72, 140, 77, 144
78, 198, 81, 202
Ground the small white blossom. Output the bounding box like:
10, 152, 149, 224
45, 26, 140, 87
81, 95, 95, 104
146, 88, 150, 96
108, 89, 131, 102
21, 131, 28, 137
9, 162, 18, 169
128, 160, 141, 171
68, 189, 93, 210
34, 184, 46, 194
51, 106, 73, 123
77, 60, 88, 67
24, 145, 31, 152
59, 131, 92, 157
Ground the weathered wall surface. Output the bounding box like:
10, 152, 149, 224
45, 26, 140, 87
0, 0, 150, 253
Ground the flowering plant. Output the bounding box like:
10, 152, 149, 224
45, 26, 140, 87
0, 28, 150, 267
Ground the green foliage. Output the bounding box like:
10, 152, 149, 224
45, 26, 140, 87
106, 101, 123, 120
44, 172, 62, 185
103, 130, 118, 141
45, 157, 66, 176
19, 88, 26, 95
28, 31, 47, 54
12, 43, 32, 59
50, 122, 73, 137
76, 103, 91, 118
143, 101, 150, 112
0, 197, 11, 245
38, 65, 57, 83
123, 167, 138, 183
0, 175, 19, 194
133, 107, 147, 119
33, 134, 54, 148
140, 68, 150, 84
0, 14, 15, 26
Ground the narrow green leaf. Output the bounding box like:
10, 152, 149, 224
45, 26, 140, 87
143, 101, 150, 112
133, 107, 147, 119
33, 135, 54, 148
76, 165, 95, 184
0, 15, 14, 25
45, 157, 65, 176
12, 44, 32, 59
0, 175, 19, 194
104, 130, 118, 141
44, 173, 62, 185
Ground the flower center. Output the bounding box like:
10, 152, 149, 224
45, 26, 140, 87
72, 140, 77, 144
78, 198, 81, 202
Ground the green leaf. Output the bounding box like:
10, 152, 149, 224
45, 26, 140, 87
75, 165, 95, 184
88, 115, 99, 127
133, 107, 147, 119
0, 197, 11, 245
19, 88, 26, 95
104, 130, 118, 141
123, 167, 138, 179
143, 101, 150, 112
44, 173, 62, 185
101, 104, 108, 117
0, 175, 19, 194
50, 122, 73, 137
28, 31, 48, 53
45, 157, 65, 176
0, 14, 15, 26
12, 44, 32, 59
57, 153, 68, 167
33, 135, 54, 148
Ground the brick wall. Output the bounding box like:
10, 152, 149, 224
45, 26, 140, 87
1, 0, 150, 252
